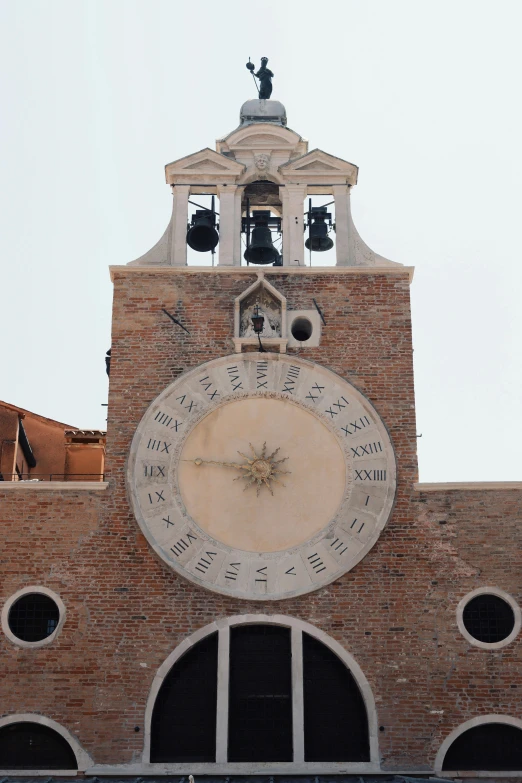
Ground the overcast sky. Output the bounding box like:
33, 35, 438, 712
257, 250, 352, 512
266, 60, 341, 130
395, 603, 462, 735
1, 0, 521, 482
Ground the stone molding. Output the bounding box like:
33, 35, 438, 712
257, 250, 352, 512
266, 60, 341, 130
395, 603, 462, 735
1, 585, 66, 650
434, 714, 522, 774
138, 614, 380, 774
111, 265, 414, 281
0, 712, 93, 775
415, 481, 522, 491
456, 586, 522, 650
0, 481, 109, 491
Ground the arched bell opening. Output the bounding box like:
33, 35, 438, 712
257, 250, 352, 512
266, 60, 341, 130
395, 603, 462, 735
146, 616, 377, 768
186, 193, 220, 266
304, 194, 337, 266
0, 721, 78, 770
241, 181, 283, 266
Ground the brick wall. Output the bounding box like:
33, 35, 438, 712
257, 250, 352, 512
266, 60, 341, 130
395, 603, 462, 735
1, 267, 520, 772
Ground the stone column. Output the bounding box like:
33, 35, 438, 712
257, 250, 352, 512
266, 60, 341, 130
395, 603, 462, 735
279, 186, 291, 265
217, 185, 239, 265
233, 186, 244, 266
333, 184, 354, 266
283, 184, 306, 266
169, 185, 190, 266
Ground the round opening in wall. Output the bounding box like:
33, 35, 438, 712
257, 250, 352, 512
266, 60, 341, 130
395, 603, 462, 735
8, 593, 60, 643
291, 317, 313, 342
462, 594, 515, 644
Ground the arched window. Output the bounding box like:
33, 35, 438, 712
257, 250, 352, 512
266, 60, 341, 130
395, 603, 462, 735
148, 618, 373, 766
442, 722, 522, 770
151, 631, 218, 762
0, 722, 78, 769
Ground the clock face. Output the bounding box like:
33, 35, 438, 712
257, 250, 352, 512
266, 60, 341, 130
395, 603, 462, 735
127, 354, 396, 600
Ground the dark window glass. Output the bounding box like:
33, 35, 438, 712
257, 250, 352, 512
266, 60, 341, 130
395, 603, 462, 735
150, 631, 218, 762
303, 631, 369, 761
443, 723, 522, 770
0, 723, 77, 769
228, 624, 292, 761
8, 594, 60, 642
463, 594, 515, 643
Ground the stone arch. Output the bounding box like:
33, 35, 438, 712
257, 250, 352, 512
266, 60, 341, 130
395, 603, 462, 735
0, 713, 93, 772
435, 714, 522, 772
143, 614, 379, 768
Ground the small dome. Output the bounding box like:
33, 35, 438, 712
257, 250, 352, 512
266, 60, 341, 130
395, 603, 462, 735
240, 99, 287, 127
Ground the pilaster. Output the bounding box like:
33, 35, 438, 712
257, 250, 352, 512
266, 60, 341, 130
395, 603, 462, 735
333, 184, 354, 266
217, 185, 239, 266
169, 185, 190, 266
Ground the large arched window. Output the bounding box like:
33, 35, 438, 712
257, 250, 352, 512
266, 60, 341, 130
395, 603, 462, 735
442, 721, 522, 771
148, 616, 376, 768
0, 722, 78, 769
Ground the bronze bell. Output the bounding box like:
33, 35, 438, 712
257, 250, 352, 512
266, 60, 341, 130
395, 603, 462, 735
305, 206, 334, 252
244, 211, 280, 265
187, 210, 219, 253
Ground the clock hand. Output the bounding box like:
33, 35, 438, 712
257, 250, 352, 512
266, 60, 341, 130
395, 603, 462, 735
183, 457, 250, 470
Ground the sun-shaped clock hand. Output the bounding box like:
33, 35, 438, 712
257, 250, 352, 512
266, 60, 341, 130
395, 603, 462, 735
183, 442, 290, 496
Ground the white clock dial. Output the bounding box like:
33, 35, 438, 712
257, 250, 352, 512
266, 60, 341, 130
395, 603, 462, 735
127, 354, 396, 600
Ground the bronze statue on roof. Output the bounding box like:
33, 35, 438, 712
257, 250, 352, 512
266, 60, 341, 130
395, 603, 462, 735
246, 57, 274, 99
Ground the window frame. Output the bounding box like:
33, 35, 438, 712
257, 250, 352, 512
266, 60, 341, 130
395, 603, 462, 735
1, 586, 66, 649
143, 614, 379, 773
435, 715, 522, 774
456, 586, 521, 650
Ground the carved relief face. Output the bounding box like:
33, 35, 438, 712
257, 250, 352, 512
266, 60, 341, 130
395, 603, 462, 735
255, 153, 270, 172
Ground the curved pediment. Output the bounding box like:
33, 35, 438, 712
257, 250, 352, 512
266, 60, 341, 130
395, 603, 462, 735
217, 124, 306, 157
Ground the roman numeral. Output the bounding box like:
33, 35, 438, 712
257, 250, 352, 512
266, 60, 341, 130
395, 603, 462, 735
285, 566, 296, 576
170, 532, 197, 557
305, 382, 325, 403
325, 396, 350, 418
307, 553, 326, 574
341, 416, 371, 436
199, 375, 220, 400
365, 495, 370, 506
176, 395, 196, 413
355, 469, 387, 481
351, 518, 365, 534
227, 365, 243, 392
147, 439, 171, 453
144, 465, 166, 478
282, 365, 300, 393
351, 441, 382, 457
255, 566, 267, 584
163, 515, 174, 528
257, 361, 268, 389
225, 563, 241, 581
194, 551, 218, 575
154, 411, 182, 431
330, 537, 348, 556
147, 490, 165, 504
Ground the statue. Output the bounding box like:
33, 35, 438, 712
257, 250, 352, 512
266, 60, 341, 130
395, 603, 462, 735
246, 57, 274, 100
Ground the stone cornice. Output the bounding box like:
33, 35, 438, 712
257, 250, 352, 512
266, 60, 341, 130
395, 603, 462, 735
415, 481, 522, 492
0, 481, 109, 491
110, 265, 414, 283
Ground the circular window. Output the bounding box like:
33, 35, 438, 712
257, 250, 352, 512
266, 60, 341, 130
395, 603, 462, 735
457, 588, 521, 649
2, 587, 65, 647
291, 317, 313, 342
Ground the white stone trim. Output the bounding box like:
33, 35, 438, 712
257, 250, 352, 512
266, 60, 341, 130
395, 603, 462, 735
415, 481, 522, 491
1, 586, 66, 649
457, 586, 521, 650
434, 714, 522, 774
0, 481, 109, 491
0, 712, 93, 774
142, 614, 380, 772
287, 309, 322, 348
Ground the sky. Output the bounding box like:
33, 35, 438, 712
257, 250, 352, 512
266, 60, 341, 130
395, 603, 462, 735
0, 0, 521, 482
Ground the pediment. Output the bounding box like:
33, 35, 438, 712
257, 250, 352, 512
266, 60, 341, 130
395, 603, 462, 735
280, 148, 358, 185
165, 147, 244, 183
218, 124, 304, 153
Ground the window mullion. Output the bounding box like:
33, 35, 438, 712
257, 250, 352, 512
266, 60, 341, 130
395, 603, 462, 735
291, 626, 304, 762
216, 625, 230, 762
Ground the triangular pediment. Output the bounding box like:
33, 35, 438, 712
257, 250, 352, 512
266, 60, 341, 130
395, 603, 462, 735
165, 147, 245, 183
280, 148, 358, 184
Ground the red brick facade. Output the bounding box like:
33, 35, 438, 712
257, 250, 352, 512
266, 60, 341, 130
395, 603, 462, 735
1, 266, 521, 774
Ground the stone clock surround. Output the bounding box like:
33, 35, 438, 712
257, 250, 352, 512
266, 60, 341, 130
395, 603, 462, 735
127, 353, 397, 600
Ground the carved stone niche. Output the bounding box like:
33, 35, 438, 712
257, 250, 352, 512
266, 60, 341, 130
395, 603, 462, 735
233, 274, 287, 353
